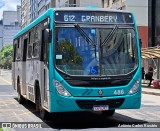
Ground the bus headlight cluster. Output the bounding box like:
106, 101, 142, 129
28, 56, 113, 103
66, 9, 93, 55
128, 79, 140, 94
54, 80, 71, 97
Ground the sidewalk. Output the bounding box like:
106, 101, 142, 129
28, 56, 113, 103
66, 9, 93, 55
142, 84, 160, 96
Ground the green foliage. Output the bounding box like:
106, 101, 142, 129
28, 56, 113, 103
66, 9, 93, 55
0, 45, 13, 69
57, 40, 82, 65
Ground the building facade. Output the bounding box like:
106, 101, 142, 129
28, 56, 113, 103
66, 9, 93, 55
37, 0, 54, 17
107, 0, 160, 48
2, 6, 21, 46
148, 0, 160, 47
22, 0, 103, 28
30, 0, 37, 21
17, 5, 21, 25
105, 0, 148, 48
21, 0, 31, 28
0, 20, 3, 50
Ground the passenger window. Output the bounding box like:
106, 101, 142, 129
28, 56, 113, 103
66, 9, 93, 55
16, 38, 21, 60
23, 38, 28, 61
42, 29, 49, 66
30, 30, 34, 43
16, 49, 21, 60
33, 42, 40, 58
13, 42, 17, 62
27, 45, 32, 59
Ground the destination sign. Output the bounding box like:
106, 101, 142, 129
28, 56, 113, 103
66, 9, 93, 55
55, 11, 134, 24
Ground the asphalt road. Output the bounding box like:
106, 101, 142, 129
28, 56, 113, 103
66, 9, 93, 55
0, 70, 160, 131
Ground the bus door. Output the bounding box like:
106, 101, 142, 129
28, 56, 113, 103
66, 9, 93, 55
15, 38, 23, 92
41, 19, 50, 108
26, 31, 34, 100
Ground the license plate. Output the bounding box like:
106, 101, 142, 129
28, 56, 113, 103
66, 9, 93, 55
93, 105, 109, 111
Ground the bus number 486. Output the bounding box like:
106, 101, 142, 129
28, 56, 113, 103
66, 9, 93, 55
114, 89, 124, 95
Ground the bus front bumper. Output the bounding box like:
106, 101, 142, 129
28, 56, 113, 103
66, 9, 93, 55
49, 91, 141, 112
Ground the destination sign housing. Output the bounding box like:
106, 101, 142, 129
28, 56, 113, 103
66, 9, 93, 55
55, 11, 134, 24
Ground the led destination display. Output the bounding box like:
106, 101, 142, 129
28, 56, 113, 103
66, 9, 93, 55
55, 11, 134, 24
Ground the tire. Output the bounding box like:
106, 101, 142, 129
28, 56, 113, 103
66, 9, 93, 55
36, 87, 49, 120
17, 81, 26, 104
102, 110, 115, 117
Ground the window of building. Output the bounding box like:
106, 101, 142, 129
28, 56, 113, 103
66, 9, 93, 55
113, 0, 118, 3
69, 0, 76, 7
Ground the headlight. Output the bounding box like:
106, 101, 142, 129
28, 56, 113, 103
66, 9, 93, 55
54, 80, 71, 97
128, 79, 140, 94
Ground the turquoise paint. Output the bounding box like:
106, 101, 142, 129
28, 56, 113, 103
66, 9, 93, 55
132, 12, 142, 106
85, 6, 98, 8
48, 9, 55, 112
53, 61, 141, 98
49, 89, 141, 112
14, 8, 54, 39
49, 12, 142, 112
14, 7, 141, 112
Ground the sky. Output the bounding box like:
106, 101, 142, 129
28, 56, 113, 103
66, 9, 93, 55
0, 0, 20, 20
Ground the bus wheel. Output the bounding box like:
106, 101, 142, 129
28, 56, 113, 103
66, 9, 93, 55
102, 110, 115, 117
36, 89, 49, 120
17, 82, 25, 104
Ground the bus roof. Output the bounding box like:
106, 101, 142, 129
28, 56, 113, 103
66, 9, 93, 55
14, 9, 53, 39
14, 7, 133, 39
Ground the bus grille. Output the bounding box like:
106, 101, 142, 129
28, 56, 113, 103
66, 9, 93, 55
76, 98, 125, 109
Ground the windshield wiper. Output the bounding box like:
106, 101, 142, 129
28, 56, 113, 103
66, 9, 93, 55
101, 25, 118, 47
74, 24, 96, 47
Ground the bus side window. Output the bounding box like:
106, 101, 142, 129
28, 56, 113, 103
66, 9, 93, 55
27, 31, 32, 59
23, 38, 28, 61
16, 38, 21, 60
13, 41, 17, 62
33, 42, 40, 58
27, 45, 32, 59
42, 29, 49, 66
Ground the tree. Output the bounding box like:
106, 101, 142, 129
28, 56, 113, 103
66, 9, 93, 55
0, 45, 13, 69
57, 40, 82, 65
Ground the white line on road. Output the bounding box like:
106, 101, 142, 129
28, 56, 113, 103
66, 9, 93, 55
13, 111, 17, 116
0, 76, 12, 85
0, 95, 17, 97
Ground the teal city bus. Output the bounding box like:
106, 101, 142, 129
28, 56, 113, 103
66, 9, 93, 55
12, 8, 141, 119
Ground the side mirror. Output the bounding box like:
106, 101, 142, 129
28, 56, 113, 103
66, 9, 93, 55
44, 28, 52, 43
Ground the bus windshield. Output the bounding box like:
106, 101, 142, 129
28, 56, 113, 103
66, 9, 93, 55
55, 26, 138, 76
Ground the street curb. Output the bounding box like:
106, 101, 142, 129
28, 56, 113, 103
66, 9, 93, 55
142, 91, 160, 96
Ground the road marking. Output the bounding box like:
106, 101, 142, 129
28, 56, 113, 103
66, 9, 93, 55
9, 110, 37, 119
0, 76, 12, 85
13, 111, 17, 116
0, 109, 25, 111
0, 102, 17, 107
0, 95, 17, 97
0, 100, 16, 102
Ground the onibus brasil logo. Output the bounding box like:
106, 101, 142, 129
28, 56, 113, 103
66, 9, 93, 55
1, 123, 11, 131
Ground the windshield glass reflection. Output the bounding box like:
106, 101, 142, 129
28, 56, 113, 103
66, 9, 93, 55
55, 27, 138, 76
